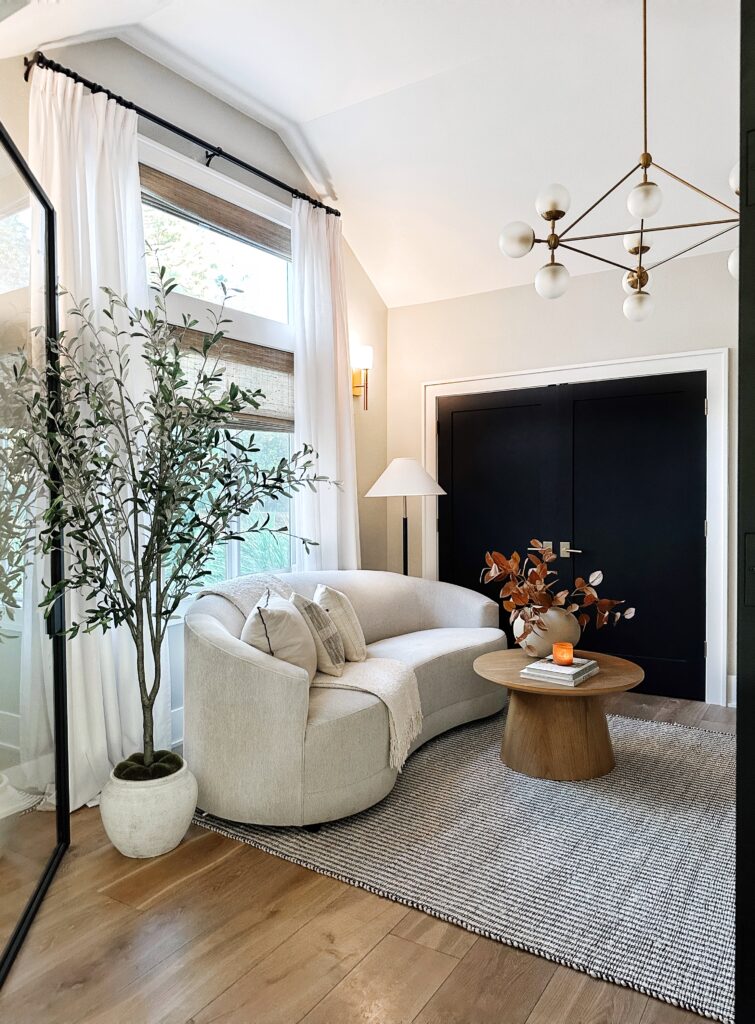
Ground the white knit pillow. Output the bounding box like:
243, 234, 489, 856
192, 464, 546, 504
241, 589, 317, 681
290, 592, 345, 678
313, 585, 367, 662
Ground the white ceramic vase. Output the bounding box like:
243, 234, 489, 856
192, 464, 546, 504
512, 607, 582, 658
99, 759, 198, 859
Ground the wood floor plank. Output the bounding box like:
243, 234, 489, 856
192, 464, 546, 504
193, 886, 408, 1024
299, 933, 458, 1024
77, 858, 346, 1024
391, 909, 477, 958
99, 829, 241, 910
525, 967, 648, 1024
639, 998, 708, 1022
414, 938, 556, 1024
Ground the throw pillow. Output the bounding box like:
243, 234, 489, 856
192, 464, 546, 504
240, 589, 317, 681
313, 584, 367, 662
290, 592, 345, 677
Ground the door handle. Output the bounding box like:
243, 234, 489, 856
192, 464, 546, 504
559, 541, 582, 557
527, 540, 552, 552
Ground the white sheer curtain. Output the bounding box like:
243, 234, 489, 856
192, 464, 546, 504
291, 200, 360, 570
25, 66, 170, 809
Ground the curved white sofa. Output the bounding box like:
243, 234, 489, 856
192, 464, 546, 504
184, 570, 507, 826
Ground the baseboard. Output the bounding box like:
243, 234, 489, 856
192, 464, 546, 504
727, 674, 736, 708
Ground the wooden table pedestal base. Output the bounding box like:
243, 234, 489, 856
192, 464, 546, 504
501, 689, 615, 781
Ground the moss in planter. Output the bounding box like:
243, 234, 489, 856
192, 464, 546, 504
113, 750, 184, 781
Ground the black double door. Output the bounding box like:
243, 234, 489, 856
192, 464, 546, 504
438, 371, 707, 701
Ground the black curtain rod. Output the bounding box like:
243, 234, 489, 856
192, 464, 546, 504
23, 50, 340, 217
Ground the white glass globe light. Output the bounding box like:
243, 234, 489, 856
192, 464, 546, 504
534, 262, 570, 299
622, 231, 650, 255
622, 270, 650, 295
729, 161, 740, 197
728, 247, 739, 280
627, 181, 663, 219
623, 289, 654, 322
535, 183, 571, 220
499, 221, 535, 258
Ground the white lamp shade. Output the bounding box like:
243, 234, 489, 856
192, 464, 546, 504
729, 161, 740, 196
351, 343, 374, 370
534, 262, 569, 299
622, 269, 650, 294
535, 183, 571, 219
499, 221, 535, 258
622, 231, 650, 255
365, 458, 445, 498
627, 181, 663, 219
728, 247, 739, 280
623, 289, 654, 321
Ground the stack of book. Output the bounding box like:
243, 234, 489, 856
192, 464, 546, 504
519, 655, 599, 687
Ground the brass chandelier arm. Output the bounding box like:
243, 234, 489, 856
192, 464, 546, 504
559, 164, 642, 239
558, 242, 634, 273
646, 223, 739, 271
652, 163, 739, 215
559, 218, 739, 243
642, 0, 648, 155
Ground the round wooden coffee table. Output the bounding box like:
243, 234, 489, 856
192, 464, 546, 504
473, 649, 644, 781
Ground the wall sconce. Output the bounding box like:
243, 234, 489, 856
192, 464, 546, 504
351, 344, 373, 411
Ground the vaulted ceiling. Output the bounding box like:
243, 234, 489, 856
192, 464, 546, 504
2, 0, 740, 307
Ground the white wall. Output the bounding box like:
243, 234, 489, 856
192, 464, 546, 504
386, 250, 738, 680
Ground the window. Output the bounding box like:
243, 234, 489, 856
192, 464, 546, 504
0, 202, 30, 296
140, 165, 295, 586
140, 164, 291, 327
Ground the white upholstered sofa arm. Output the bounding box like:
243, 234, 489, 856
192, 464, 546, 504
418, 579, 499, 630
184, 611, 311, 823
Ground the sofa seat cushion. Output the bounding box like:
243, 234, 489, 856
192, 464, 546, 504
304, 671, 390, 796
367, 627, 506, 718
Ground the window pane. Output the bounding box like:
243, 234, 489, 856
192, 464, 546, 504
142, 202, 289, 323
0, 205, 30, 296
238, 429, 292, 575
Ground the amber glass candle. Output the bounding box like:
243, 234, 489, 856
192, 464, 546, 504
552, 642, 574, 666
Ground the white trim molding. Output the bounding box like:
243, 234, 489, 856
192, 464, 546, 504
420, 348, 729, 707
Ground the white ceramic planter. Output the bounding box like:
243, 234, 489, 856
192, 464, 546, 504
100, 759, 198, 859
513, 607, 582, 658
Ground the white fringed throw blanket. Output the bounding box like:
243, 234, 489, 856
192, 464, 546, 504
312, 658, 422, 771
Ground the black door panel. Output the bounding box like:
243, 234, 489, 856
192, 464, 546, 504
437, 371, 706, 700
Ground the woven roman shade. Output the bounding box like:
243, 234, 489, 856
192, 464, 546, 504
179, 327, 293, 433
139, 164, 291, 260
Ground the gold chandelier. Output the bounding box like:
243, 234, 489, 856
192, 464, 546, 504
498, 0, 739, 321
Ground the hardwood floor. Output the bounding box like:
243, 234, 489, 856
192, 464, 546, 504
0, 694, 734, 1024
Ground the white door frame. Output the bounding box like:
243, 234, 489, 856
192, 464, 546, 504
420, 348, 729, 706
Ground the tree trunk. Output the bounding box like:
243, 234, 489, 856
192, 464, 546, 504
143, 700, 155, 766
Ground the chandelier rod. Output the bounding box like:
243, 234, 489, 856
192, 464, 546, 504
558, 242, 633, 273
652, 163, 739, 215
646, 223, 738, 272
559, 217, 739, 244
559, 164, 641, 239
642, 0, 648, 159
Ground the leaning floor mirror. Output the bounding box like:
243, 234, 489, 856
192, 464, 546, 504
0, 119, 68, 986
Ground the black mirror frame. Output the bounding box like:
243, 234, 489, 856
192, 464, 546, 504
0, 118, 70, 988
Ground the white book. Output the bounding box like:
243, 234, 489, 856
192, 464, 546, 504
527, 656, 598, 677
520, 664, 600, 687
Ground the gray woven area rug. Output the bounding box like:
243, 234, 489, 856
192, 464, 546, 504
195, 712, 735, 1023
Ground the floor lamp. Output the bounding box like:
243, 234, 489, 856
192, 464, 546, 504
366, 458, 446, 575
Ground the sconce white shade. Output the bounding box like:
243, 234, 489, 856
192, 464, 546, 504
365, 458, 445, 498
350, 344, 374, 370
728, 247, 739, 280
499, 221, 535, 258
627, 181, 663, 219
535, 183, 571, 219
623, 289, 654, 321
534, 262, 569, 299
729, 161, 740, 196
